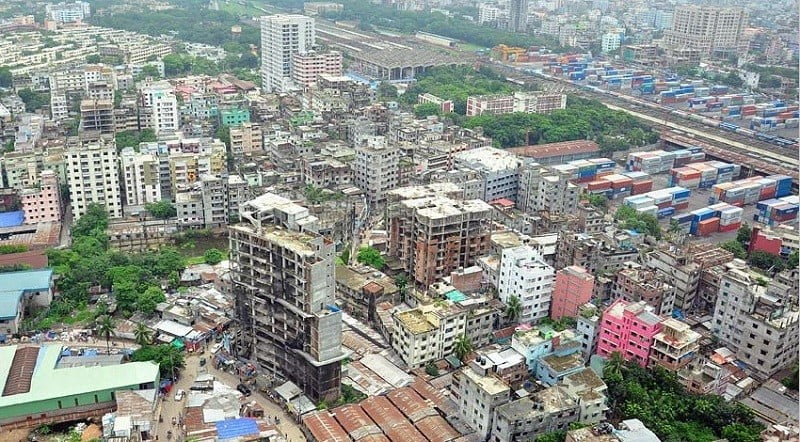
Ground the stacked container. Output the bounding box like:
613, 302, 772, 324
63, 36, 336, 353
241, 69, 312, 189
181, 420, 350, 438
768, 175, 793, 198
670, 167, 701, 188
624, 186, 691, 214
689, 208, 716, 235
755, 197, 800, 226
711, 176, 792, 207
623, 171, 654, 195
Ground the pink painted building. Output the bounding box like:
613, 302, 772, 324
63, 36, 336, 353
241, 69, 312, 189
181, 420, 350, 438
596, 299, 663, 367
21, 170, 62, 225
550, 265, 595, 320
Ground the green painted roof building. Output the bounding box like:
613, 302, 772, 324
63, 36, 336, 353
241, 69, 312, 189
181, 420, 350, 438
0, 344, 159, 428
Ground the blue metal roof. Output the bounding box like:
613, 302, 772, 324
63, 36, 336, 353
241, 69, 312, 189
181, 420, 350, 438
0, 211, 24, 228
216, 418, 259, 439
0, 269, 53, 319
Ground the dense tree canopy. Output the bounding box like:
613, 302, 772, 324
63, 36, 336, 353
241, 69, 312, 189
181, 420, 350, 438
357, 247, 385, 270
18, 88, 50, 112
324, 0, 561, 50
402, 66, 516, 114
115, 129, 157, 151
605, 360, 764, 442
614, 205, 662, 239
131, 344, 186, 378
145, 200, 177, 220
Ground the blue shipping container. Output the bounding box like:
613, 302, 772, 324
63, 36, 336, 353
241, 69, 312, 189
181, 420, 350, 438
672, 213, 693, 224
657, 207, 676, 218
699, 180, 717, 189
673, 190, 692, 199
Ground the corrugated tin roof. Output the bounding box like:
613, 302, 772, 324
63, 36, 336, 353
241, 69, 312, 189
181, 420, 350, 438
360, 396, 427, 442
302, 411, 350, 442
215, 417, 259, 439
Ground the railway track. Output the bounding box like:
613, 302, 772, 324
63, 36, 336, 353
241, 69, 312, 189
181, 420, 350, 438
489, 64, 799, 179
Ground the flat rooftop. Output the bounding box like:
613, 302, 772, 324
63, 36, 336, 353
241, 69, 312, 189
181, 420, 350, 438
508, 140, 600, 159
395, 310, 436, 335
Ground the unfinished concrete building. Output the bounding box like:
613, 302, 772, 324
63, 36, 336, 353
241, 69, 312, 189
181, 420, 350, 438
230, 193, 346, 402
79, 99, 114, 134
612, 262, 677, 317
388, 193, 493, 287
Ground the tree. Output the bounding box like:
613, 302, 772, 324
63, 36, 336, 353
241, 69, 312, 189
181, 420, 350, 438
603, 351, 625, 381
788, 250, 799, 269
721, 240, 747, 259
425, 362, 440, 377
453, 334, 473, 362
747, 250, 785, 272
505, 295, 522, 323
145, 200, 177, 219
203, 248, 225, 265
413, 102, 441, 118
96, 315, 116, 355
394, 274, 409, 300
586, 193, 608, 210
377, 82, 398, 98
137, 286, 166, 314
71, 203, 109, 240
138, 64, 161, 80
130, 344, 185, 378
134, 323, 153, 346
17, 88, 50, 112
0, 67, 12, 88
357, 247, 385, 270
736, 224, 752, 245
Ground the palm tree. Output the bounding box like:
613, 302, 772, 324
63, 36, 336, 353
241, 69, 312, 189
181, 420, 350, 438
96, 315, 116, 355
453, 334, 473, 363
133, 323, 153, 347
603, 351, 626, 380
505, 295, 522, 324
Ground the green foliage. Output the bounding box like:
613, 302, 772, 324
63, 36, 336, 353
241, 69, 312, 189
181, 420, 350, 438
0, 244, 27, 254
304, 184, 344, 204
413, 102, 441, 118
134, 323, 153, 346
585, 193, 608, 210
145, 200, 177, 219
425, 362, 440, 377
131, 344, 185, 378
604, 361, 764, 442
137, 286, 166, 314
0, 67, 12, 88
377, 82, 398, 98
736, 224, 752, 245
743, 64, 799, 81
534, 431, 567, 442
538, 316, 577, 332
463, 95, 656, 149
453, 334, 473, 362
401, 66, 514, 114
721, 240, 747, 259
0, 263, 33, 273
614, 205, 662, 239
357, 247, 385, 270
505, 295, 522, 322
203, 248, 225, 265
91, 8, 260, 49
325, 0, 560, 50
781, 365, 798, 390
18, 88, 50, 112
747, 250, 786, 273
163, 53, 225, 77
788, 250, 799, 269
115, 129, 157, 151
95, 315, 116, 354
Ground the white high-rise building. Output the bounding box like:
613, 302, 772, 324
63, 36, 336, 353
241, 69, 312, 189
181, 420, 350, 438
46, 1, 90, 23
497, 245, 555, 324
66, 141, 123, 220
260, 14, 316, 93
120, 148, 162, 207
478, 4, 500, 24
143, 84, 179, 135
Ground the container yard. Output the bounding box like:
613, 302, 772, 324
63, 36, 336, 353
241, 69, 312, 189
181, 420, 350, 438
623, 186, 692, 216
754, 196, 800, 226
669, 161, 741, 189
711, 175, 794, 206
627, 149, 705, 174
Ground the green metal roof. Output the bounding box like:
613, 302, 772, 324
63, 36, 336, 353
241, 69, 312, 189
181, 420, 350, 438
445, 290, 467, 303
0, 344, 159, 408
0, 269, 53, 320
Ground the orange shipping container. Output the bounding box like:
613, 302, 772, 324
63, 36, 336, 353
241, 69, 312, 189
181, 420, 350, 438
587, 180, 612, 191
698, 217, 720, 236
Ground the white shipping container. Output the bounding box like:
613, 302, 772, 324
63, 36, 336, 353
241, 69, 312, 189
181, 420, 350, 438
636, 205, 658, 216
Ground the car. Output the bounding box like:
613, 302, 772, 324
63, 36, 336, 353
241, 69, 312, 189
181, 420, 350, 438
174, 389, 185, 401
211, 343, 223, 353
237, 383, 252, 397
199, 357, 206, 366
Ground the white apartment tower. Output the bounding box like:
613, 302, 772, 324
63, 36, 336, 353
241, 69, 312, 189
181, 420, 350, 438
497, 245, 555, 324
663, 6, 748, 56
260, 14, 316, 93
120, 148, 162, 207
65, 141, 123, 220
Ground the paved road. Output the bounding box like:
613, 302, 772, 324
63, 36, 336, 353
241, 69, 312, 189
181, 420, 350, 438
153, 351, 307, 442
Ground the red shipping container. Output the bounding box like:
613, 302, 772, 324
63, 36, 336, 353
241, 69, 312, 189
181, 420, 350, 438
760, 187, 776, 200
718, 222, 741, 232
587, 180, 612, 191
698, 217, 720, 236
611, 178, 634, 189
632, 180, 653, 194
673, 202, 690, 210
779, 112, 794, 119
656, 201, 672, 209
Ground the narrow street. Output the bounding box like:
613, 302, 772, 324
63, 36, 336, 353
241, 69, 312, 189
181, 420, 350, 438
153, 351, 307, 442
